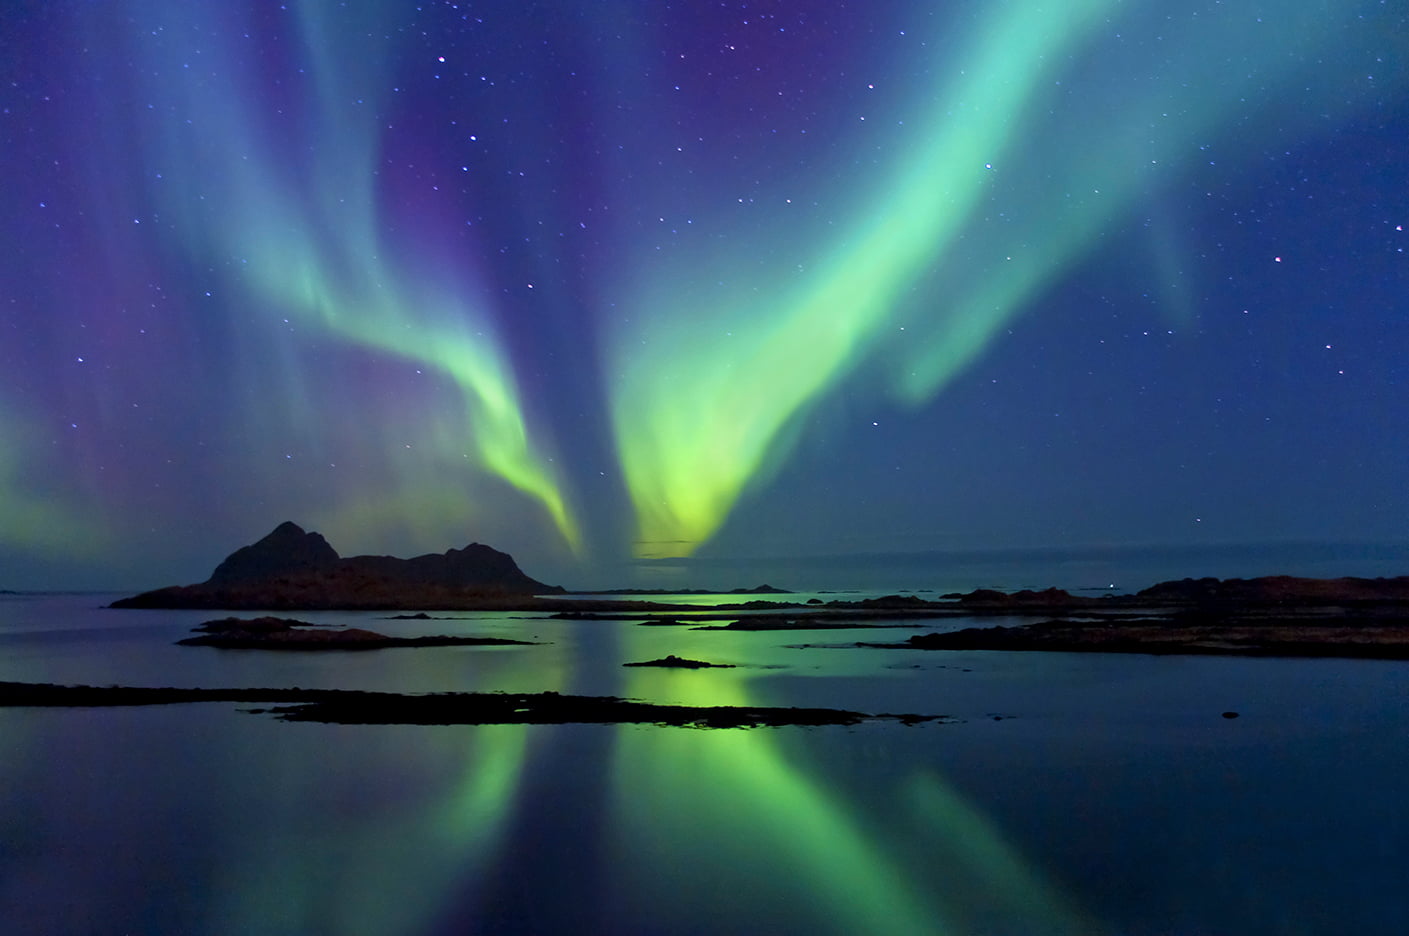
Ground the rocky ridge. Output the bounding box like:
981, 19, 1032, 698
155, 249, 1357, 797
112, 522, 563, 610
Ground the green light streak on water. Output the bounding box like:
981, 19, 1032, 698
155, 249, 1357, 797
317, 643, 567, 936
614, 636, 1085, 934
616, 729, 945, 934
903, 772, 1090, 931
210, 727, 533, 936
613, 671, 941, 934
213, 647, 561, 936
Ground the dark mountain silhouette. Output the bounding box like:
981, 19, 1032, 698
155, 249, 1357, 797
209, 521, 340, 584
111, 522, 563, 610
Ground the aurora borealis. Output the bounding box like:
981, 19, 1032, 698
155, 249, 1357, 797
2, 0, 1405, 589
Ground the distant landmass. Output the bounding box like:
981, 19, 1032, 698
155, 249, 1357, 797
856, 574, 1409, 659
1132, 574, 1409, 603
111, 521, 564, 610
573, 584, 792, 596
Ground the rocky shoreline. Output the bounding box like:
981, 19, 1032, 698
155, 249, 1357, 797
99, 523, 1409, 660
867, 619, 1409, 659
622, 655, 735, 669
0, 681, 938, 728
175, 616, 537, 650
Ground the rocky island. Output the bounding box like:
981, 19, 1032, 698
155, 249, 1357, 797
857, 575, 1409, 659
176, 616, 536, 650
883, 620, 1409, 659
112, 521, 567, 610
107, 523, 1409, 661
622, 655, 736, 668
109, 522, 773, 613
0, 681, 936, 727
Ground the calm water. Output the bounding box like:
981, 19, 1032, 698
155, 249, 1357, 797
2, 593, 1407, 935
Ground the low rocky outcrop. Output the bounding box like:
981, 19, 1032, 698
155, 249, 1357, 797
571, 584, 793, 596
0, 681, 939, 727
879, 619, 1409, 659
111, 522, 564, 610
176, 616, 536, 650
856, 594, 934, 609
622, 655, 736, 668
690, 618, 922, 631
1136, 575, 1409, 605
949, 587, 1083, 607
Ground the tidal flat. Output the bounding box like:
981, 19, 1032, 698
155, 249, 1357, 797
2, 590, 1408, 935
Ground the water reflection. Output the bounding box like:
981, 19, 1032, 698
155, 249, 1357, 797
609, 630, 1089, 935
7, 598, 1409, 934
198, 635, 566, 936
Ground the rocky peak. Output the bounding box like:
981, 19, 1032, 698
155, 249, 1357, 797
207, 521, 340, 584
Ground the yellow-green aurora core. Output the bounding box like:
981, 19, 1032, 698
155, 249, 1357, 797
2, 0, 1400, 580
607, 0, 1370, 558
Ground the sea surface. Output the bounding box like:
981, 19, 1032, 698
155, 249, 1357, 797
2, 591, 1407, 935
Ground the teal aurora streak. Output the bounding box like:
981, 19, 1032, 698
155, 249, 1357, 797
0, 0, 1402, 583
609, 0, 1396, 556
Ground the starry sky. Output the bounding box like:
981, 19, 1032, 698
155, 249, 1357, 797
1, 0, 1405, 591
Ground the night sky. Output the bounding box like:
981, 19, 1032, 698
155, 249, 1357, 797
2, 1, 1405, 591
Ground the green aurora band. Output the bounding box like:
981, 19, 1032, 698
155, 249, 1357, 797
607, 0, 1392, 559
0, 405, 107, 558
13, 0, 1395, 571
118, 2, 580, 552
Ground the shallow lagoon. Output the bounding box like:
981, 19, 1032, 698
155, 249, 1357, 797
2, 593, 1407, 935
